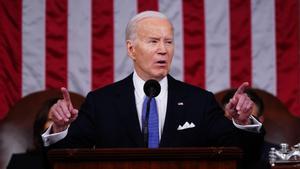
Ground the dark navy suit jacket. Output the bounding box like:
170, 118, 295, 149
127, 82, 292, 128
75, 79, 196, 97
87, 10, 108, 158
51, 74, 264, 156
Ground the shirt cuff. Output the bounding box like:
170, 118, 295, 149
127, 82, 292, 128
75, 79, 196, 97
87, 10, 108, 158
41, 123, 69, 147
232, 115, 262, 133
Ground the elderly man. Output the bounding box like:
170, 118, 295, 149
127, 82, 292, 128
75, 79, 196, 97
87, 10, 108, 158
42, 11, 263, 158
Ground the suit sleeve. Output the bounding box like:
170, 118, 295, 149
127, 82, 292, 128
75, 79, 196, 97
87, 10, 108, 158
203, 92, 265, 164
203, 92, 240, 146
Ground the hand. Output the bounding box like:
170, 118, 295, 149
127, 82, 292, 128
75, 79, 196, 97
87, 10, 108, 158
224, 82, 253, 125
49, 87, 79, 133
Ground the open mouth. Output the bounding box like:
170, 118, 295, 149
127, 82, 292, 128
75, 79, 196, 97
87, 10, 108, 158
157, 60, 167, 64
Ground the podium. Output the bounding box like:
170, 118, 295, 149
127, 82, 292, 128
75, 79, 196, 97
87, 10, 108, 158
48, 147, 242, 169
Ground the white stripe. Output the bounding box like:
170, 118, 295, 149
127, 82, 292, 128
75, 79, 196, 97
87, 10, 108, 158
22, 0, 46, 96
113, 0, 136, 81
159, 0, 184, 81
204, 0, 230, 92
251, 0, 276, 95
68, 0, 91, 96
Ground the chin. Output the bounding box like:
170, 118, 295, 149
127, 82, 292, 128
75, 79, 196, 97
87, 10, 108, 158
152, 72, 167, 80
148, 68, 168, 79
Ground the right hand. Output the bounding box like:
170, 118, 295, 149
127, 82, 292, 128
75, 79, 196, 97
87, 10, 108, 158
224, 82, 253, 125
49, 87, 79, 133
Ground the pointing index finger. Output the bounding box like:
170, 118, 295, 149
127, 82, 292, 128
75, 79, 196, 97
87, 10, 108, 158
61, 87, 72, 108
234, 82, 249, 96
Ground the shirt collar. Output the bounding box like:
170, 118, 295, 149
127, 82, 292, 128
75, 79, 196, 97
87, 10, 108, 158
133, 71, 168, 101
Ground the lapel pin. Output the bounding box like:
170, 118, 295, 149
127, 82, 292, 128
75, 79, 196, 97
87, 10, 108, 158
177, 102, 184, 106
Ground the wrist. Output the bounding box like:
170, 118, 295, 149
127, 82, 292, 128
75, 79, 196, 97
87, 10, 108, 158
234, 117, 251, 125
51, 124, 68, 133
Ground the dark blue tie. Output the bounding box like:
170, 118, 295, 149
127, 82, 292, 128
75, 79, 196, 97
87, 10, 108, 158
142, 96, 159, 148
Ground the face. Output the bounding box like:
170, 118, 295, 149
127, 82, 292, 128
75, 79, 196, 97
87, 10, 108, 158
127, 17, 174, 81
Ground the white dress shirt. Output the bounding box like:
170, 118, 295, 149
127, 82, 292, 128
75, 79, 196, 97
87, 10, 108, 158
42, 71, 262, 146
132, 71, 168, 140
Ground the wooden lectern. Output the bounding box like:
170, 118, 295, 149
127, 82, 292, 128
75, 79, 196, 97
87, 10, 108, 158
48, 147, 242, 169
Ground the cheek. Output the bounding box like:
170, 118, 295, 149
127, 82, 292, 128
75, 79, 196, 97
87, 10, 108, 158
135, 52, 152, 68
135, 44, 152, 56
138, 48, 155, 62
168, 53, 173, 61
167, 47, 174, 57
168, 52, 174, 64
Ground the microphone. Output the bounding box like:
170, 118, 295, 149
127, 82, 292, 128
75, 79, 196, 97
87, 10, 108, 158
143, 79, 161, 98
142, 79, 161, 147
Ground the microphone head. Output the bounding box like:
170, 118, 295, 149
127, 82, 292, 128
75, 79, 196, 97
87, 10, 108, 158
143, 79, 161, 98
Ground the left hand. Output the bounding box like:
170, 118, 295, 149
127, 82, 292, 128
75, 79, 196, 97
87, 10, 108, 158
224, 82, 253, 125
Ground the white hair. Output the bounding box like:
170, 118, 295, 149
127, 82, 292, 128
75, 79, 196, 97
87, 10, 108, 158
125, 11, 172, 41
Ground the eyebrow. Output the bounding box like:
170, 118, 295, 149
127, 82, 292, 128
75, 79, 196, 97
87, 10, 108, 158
147, 37, 173, 40
147, 37, 160, 40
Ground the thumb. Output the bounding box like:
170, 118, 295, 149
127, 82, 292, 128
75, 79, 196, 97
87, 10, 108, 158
71, 108, 78, 115
70, 109, 79, 121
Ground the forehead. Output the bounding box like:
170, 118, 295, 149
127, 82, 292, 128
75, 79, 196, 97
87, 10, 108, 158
135, 17, 173, 36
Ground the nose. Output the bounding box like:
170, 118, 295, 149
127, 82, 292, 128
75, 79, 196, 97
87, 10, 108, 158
157, 41, 167, 55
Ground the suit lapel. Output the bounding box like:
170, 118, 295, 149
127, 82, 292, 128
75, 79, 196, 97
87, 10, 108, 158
114, 74, 144, 147
160, 75, 186, 147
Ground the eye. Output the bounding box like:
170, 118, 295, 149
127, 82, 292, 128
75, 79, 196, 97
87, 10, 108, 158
149, 40, 158, 44
165, 40, 173, 45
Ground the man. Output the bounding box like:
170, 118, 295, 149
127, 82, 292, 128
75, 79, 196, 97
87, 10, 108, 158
42, 11, 263, 154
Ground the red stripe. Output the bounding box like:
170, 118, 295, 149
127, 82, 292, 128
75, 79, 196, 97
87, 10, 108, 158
0, 0, 22, 119
138, 0, 158, 12
183, 0, 205, 88
229, 0, 252, 88
275, 0, 300, 117
92, 0, 114, 89
45, 0, 68, 89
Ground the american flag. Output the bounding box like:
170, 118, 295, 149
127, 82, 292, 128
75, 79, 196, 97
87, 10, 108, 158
0, 0, 299, 119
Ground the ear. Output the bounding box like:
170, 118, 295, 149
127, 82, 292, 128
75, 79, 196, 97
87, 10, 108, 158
126, 40, 136, 60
